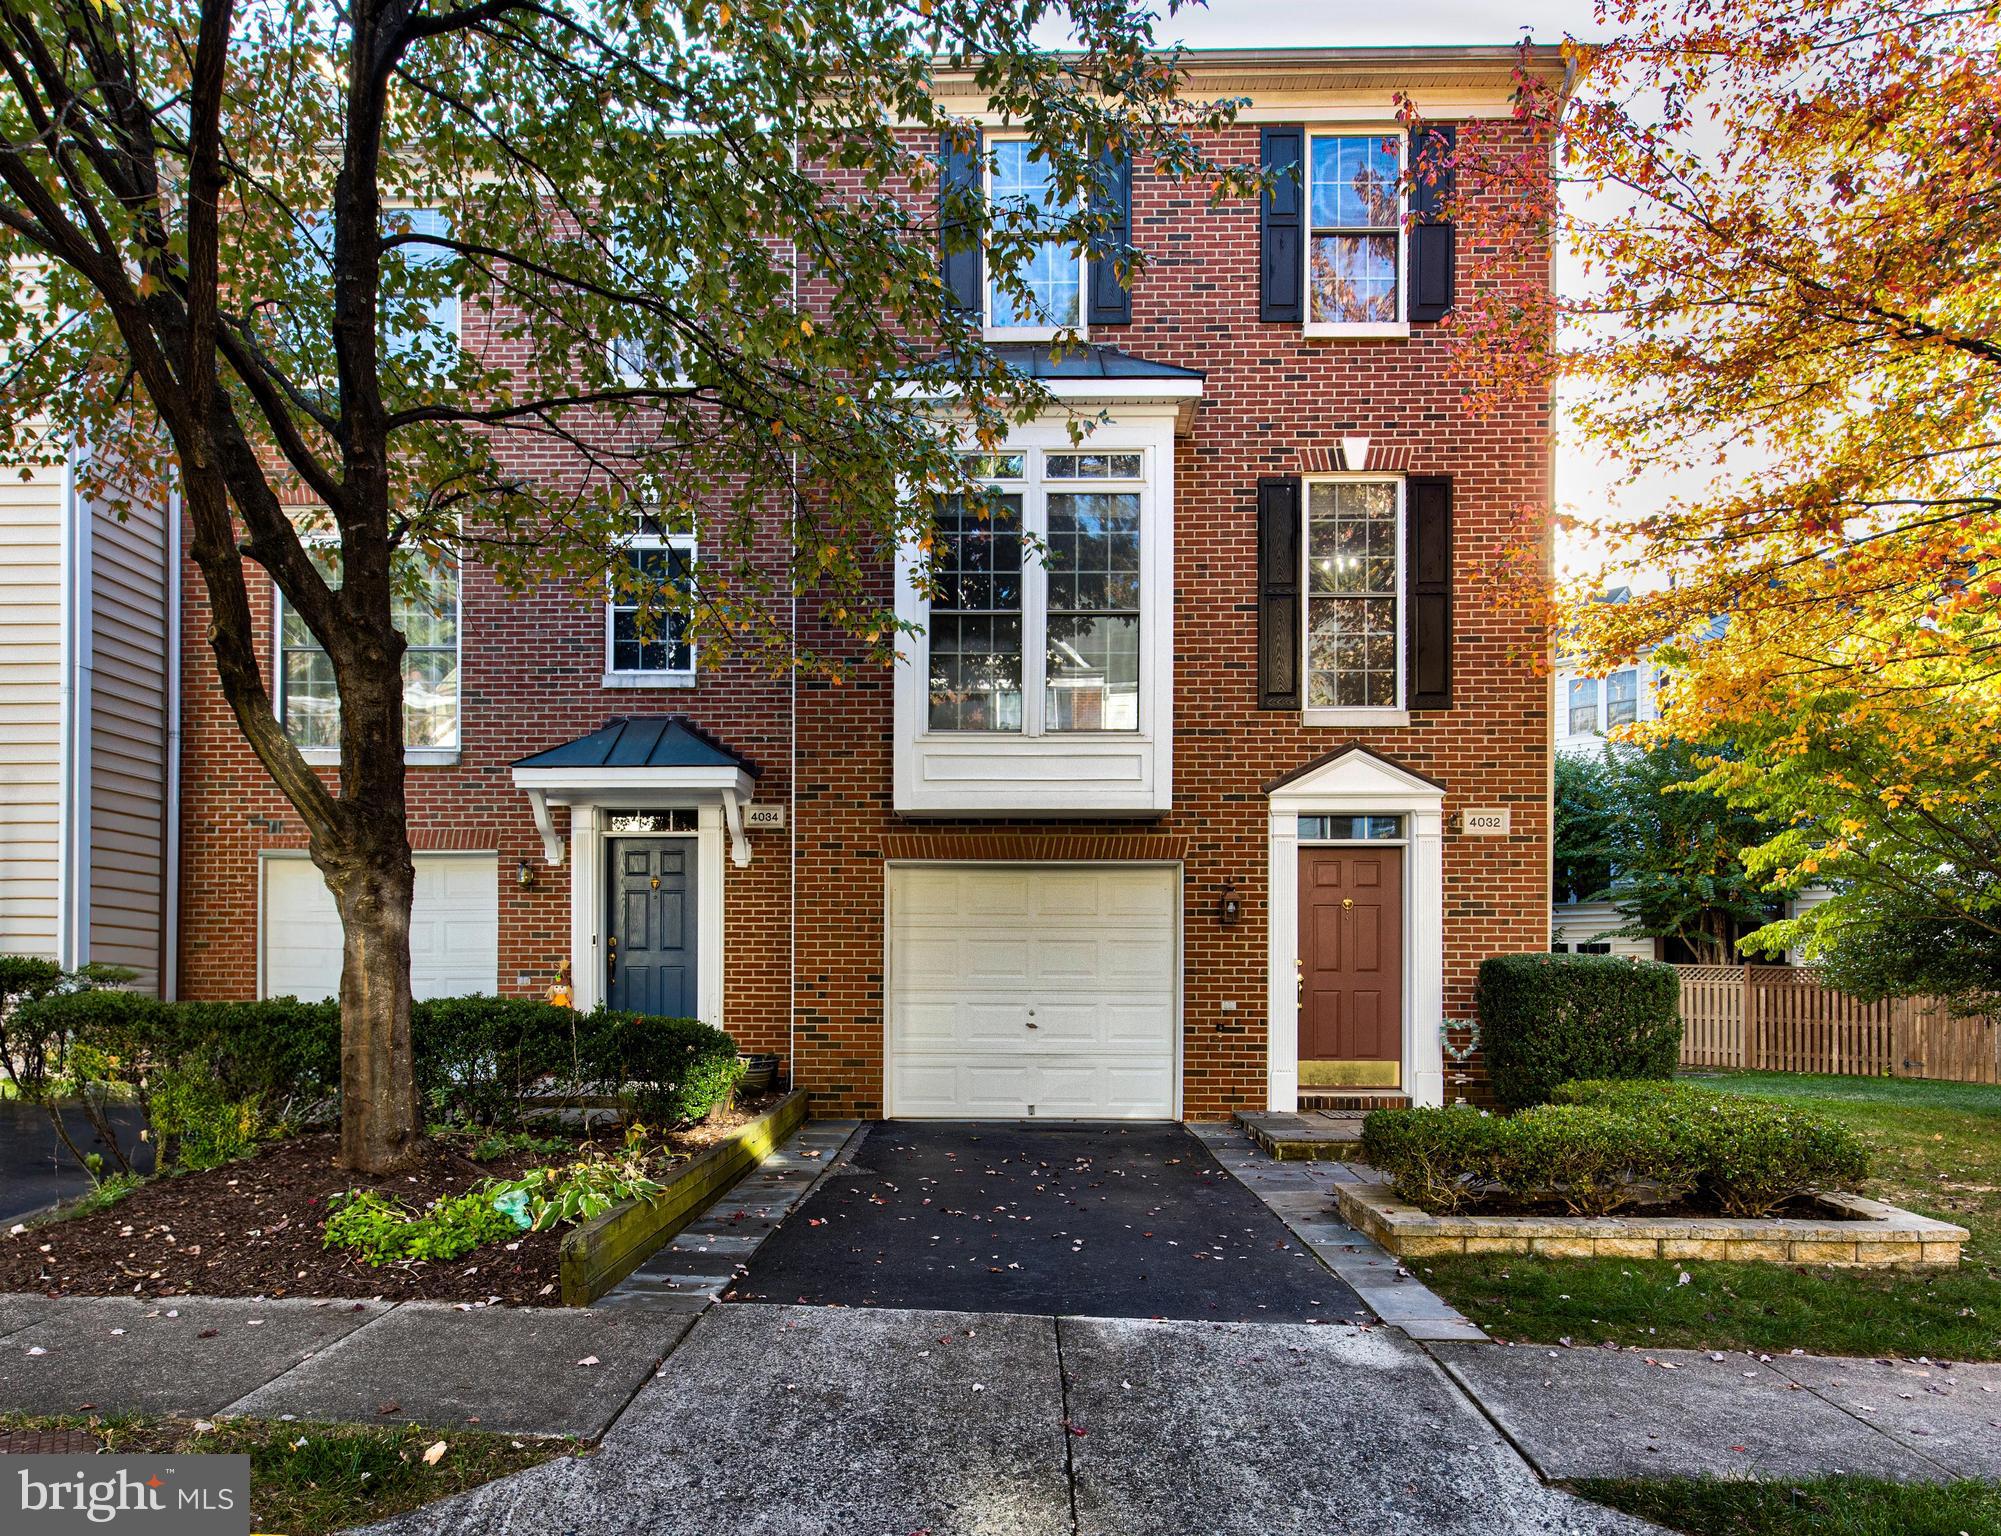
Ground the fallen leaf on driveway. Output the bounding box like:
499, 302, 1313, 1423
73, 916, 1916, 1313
577, 1355, 601, 1367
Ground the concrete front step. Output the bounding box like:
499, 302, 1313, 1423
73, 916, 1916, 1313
1237, 1110, 1375, 1160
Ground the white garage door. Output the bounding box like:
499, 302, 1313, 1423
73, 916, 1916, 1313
261, 854, 500, 1001
886, 864, 1178, 1119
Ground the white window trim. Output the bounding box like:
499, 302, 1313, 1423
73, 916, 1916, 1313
981, 134, 1089, 344
603, 526, 698, 688
1301, 128, 1408, 339
1566, 673, 1603, 738
272, 536, 463, 766
892, 410, 1175, 815
1300, 472, 1407, 729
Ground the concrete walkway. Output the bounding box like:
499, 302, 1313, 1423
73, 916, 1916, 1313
360, 1304, 1655, 1536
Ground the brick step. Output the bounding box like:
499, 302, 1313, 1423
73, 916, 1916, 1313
1297, 1092, 1409, 1113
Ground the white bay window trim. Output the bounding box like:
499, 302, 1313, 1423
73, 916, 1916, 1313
894, 409, 1175, 814
1301, 472, 1408, 728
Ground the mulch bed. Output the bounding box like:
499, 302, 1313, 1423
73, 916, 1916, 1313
0, 1095, 780, 1308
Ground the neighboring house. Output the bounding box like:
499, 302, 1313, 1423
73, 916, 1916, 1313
172, 45, 1569, 1116
1551, 636, 1828, 964
0, 452, 178, 993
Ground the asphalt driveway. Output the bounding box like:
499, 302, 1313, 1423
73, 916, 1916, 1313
725, 1120, 1369, 1323
0, 1101, 152, 1223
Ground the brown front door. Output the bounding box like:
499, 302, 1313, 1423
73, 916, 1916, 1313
1298, 846, 1404, 1086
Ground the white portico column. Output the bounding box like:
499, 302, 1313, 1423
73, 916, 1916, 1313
568, 803, 601, 1013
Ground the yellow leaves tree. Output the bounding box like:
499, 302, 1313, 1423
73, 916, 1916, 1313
1445, 0, 2000, 964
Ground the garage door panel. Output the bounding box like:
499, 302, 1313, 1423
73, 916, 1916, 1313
960, 937, 1033, 985
263, 855, 497, 1002
886, 865, 1177, 1120
1103, 1002, 1174, 1049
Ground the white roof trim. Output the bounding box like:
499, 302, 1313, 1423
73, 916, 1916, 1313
1267, 746, 1446, 807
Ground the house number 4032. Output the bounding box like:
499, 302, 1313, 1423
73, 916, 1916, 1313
1461, 808, 1511, 836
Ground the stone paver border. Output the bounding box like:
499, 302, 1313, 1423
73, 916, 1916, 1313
1337, 1176, 1968, 1266
1186, 1122, 1488, 1341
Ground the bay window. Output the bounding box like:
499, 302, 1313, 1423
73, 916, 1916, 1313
926, 449, 1143, 734
277, 541, 460, 759
896, 406, 1176, 815
1305, 479, 1402, 710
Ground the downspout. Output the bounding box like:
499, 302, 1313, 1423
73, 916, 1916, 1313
55, 445, 92, 972
161, 482, 183, 999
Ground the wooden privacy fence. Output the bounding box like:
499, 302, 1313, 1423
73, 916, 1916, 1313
1673, 964, 2000, 1084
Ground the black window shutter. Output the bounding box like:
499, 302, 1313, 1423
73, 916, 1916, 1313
938, 129, 983, 314
1408, 123, 1456, 323
1406, 475, 1453, 709
1257, 476, 1303, 709
1259, 127, 1304, 324
1086, 145, 1133, 325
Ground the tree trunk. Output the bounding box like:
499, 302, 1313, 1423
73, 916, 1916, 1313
322, 829, 422, 1173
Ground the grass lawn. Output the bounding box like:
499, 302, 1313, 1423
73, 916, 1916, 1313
0, 1413, 576, 1535
1569, 1475, 2001, 1536
1416, 1072, 2001, 1360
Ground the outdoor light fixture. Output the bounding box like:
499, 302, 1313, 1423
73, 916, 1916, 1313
1216, 881, 1241, 927
516, 857, 535, 890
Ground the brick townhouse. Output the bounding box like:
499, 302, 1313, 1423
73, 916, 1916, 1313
173, 44, 1564, 1120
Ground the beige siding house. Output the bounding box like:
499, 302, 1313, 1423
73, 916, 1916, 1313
0, 453, 177, 993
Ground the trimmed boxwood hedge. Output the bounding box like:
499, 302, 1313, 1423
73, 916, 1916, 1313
8, 987, 742, 1145
1478, 953, 1684, 1109
1361, 1080, 1868, 1217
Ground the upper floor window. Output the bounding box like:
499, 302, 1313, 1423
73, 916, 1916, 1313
277, 539, 460, 757
927, 449, 1142, 733
1567, 676, 1600, 736
1307, 135, 1402, 328
986, 140, 1082, 335
1305, 479, 1402, 710
1606, 668, 1639, 727
606, 516, 696, 682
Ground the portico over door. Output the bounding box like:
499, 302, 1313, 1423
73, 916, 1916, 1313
1297, 845, 1404, 1088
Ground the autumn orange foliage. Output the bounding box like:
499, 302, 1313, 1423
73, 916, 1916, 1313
1431, 0, 2000, 936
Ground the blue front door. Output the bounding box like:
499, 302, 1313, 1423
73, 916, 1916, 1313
607, 837, 697, 1017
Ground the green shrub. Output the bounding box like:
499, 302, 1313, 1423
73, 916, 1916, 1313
1478, 953, 1684, 1109
323, 1188, 521, 1266
1360, 1106, 1508, 1211
1363, 1083, 1868, 1218
571, 1009, 743, 1125
1506, 1103, 1700, 1215
149, 1067, 262, 1171
0, 953, 63, 1011
177, 997, 341, 1125
1690, 1097, 1871, 1216
411, 996, 574, 1126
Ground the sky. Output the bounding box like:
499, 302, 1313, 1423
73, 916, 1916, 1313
1153, 0, 1606, 49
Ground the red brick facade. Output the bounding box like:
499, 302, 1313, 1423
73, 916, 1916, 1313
176, 64, 1554, 1121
